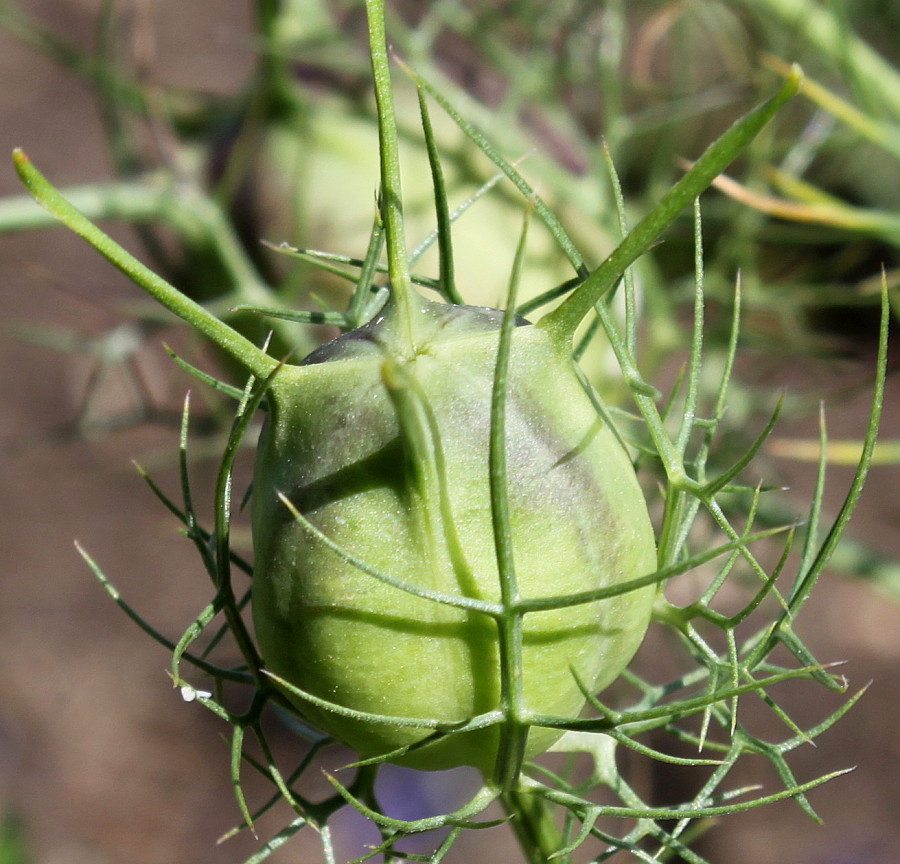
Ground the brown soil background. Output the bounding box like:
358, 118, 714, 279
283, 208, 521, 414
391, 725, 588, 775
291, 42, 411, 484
1, 2, 898, 863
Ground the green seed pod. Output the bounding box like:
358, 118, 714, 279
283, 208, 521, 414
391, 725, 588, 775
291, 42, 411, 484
251, 295, 657, 774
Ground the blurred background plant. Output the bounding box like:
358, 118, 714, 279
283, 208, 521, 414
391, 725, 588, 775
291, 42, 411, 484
0, 1, 898, 863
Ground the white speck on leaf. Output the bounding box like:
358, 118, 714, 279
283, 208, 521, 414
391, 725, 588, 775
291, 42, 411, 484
180, 685, 211, 702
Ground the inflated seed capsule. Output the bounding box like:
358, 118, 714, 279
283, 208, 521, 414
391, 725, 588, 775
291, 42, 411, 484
251, 294, 657, 774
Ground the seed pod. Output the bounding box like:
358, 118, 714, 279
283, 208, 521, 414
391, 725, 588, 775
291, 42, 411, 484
251, 295, 657, 773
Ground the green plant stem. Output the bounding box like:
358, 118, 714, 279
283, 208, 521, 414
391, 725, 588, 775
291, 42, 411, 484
501, 784, 571, 864
365, 0, 417, 355
0, 180, 177, 232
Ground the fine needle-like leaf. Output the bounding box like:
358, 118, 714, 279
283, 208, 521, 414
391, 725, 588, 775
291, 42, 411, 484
163, 344, 250, 402
12, 150, 278, 380
538, 66, 803, 345
400, 57, 587, 279
74, 541, 250, 684
418, 85, 463, 305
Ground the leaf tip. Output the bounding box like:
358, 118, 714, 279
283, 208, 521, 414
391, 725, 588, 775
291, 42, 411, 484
784, 63, 804, 97
11, 148, 32, 182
